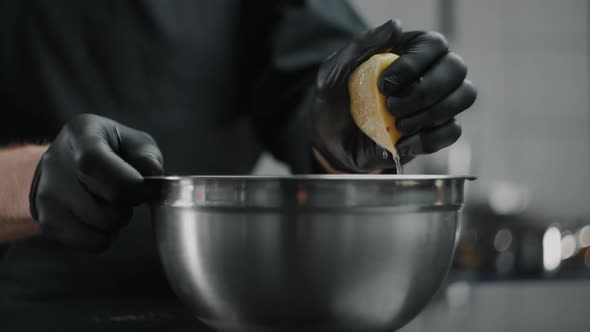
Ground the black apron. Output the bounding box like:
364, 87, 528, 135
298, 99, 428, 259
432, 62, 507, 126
0, 1, 366, 330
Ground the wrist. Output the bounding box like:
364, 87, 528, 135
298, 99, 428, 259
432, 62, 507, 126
312, 148, 348, 174
0, 144, 48, 242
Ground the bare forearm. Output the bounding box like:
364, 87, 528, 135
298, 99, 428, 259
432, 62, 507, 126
0, 144, 47, 242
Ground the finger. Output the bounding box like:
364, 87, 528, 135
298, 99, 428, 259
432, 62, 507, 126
396, 120, 462, 156
37, 200, 111, 252
116, 126, 164, 204
386, 52, 468, 118
351, 19, 403, 68
379, 31, 449, 96
74, 142, 144, 203
396, 80, 477, 135
36, 170, 133, 233
317, 19, 403, 92
72, 188, 133, 233
116, 125, 164, 177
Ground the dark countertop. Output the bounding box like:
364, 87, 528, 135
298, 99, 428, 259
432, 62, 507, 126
1, 296, 212, 332
4, 280, 590, 332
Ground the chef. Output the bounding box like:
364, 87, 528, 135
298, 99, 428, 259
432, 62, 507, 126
0, 0, 476, 330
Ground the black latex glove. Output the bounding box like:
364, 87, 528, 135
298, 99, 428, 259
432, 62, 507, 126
311, 20, 477, 173
29, 114, 164, 251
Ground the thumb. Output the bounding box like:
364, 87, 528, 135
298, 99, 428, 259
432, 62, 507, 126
75, 122, 164, 206
116, 125, 164, 205
351, 19, 403, 68
116, 125, 164, 177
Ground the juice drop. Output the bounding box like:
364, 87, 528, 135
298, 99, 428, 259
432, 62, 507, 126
393, 154, 403, 175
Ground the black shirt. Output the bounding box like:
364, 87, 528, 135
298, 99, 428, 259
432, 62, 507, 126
0, 0, 366, 330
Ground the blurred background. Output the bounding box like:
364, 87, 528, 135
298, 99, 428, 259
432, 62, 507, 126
254, 0, 590, 330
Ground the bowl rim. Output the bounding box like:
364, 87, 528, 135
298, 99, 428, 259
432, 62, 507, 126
144, 174, 476, 182
145, 175, 475, 209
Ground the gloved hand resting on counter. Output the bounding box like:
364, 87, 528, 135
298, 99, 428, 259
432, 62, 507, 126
311, 20, 477, 173
29, 114, 164, 251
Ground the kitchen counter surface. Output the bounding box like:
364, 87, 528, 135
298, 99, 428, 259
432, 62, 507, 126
1, 296, 211, 332
3, 279, 589, 332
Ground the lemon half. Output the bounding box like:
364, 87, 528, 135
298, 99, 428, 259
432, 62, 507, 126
349, 53, 401, 156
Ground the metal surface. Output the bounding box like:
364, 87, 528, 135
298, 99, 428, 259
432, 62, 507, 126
146, 175, 473, 332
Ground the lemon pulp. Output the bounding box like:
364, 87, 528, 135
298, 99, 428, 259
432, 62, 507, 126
349, 53, 402, 158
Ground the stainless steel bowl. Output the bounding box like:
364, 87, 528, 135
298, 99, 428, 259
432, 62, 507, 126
147, 175, 473, 332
